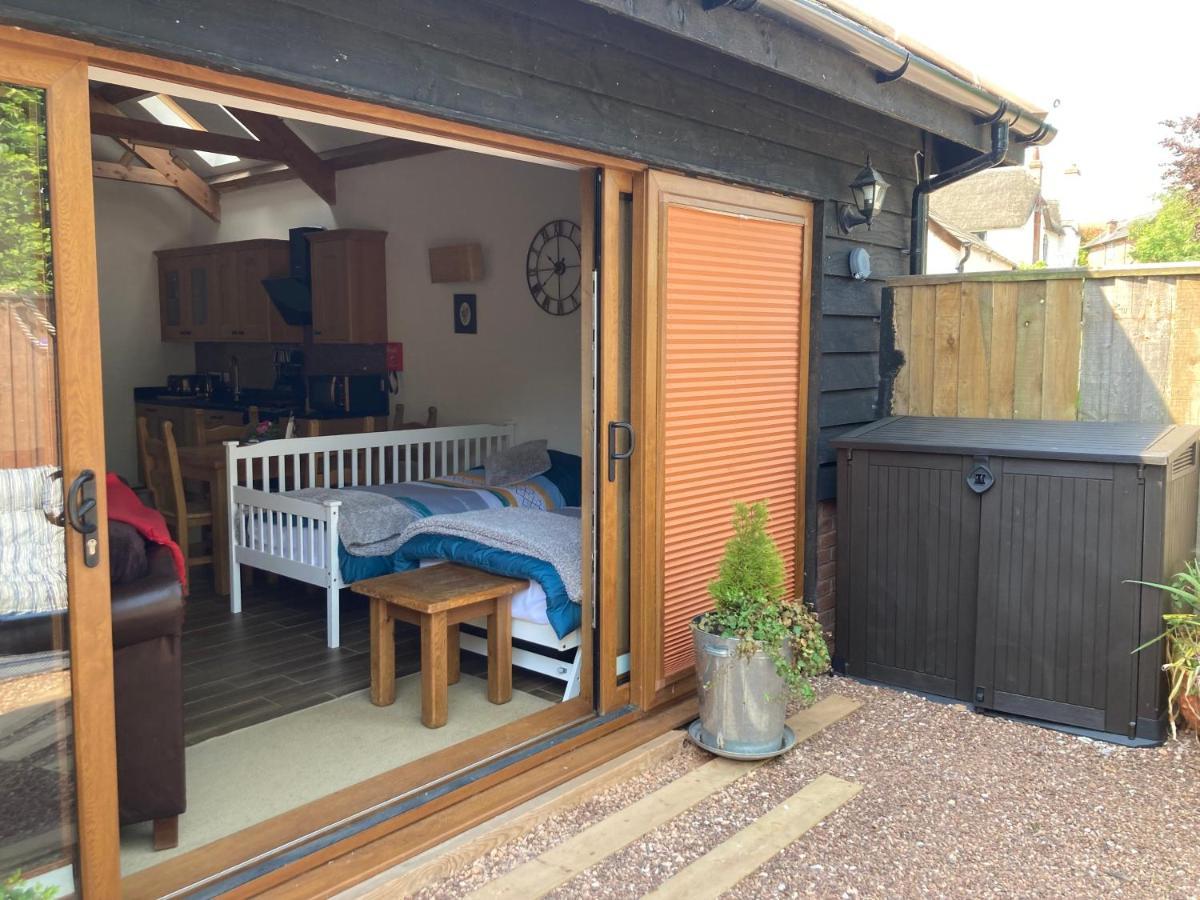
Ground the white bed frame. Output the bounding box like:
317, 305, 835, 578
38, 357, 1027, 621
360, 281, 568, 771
224, 423, 583, 698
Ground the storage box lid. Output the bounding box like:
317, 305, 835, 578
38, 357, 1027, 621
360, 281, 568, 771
832, 417, 1199, 465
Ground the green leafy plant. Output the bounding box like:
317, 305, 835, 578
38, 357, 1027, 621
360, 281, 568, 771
2, 871, 58, 900
1131, 560, 1200, 740
698, 502, 830, 703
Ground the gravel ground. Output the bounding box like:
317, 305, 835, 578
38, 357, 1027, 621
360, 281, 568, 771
416, 675, 1200, 899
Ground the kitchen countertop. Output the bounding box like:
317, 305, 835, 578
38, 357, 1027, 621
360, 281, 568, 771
133, 387, 390, 421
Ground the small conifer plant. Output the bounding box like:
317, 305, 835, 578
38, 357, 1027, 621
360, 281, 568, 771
698, 502, 830, 703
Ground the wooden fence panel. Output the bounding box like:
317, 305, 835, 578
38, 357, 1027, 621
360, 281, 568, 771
891, 269, 1200, 427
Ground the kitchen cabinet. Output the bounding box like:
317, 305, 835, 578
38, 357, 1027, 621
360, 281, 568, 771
157, 250, 219, 342
158, 239, 302, 344
217, 240, 300, 343
308, 230, 388, 343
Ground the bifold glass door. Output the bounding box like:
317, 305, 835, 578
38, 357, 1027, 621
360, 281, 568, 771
0, 49, 118, 897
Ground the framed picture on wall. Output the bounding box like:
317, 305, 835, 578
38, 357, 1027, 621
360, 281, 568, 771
454, 293, 477, 334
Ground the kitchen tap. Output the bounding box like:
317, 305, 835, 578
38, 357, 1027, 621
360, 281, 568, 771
231, 354, 240, 401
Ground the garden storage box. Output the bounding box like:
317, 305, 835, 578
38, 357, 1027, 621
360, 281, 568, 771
833, 417, 1200, 741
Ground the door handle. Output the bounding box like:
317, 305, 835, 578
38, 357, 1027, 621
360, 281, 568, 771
607, 421, 636, 482
65, 469, 101, 568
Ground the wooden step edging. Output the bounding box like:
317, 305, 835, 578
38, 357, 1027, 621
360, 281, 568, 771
347, 730, 686, 899
646, 774, 862, 898
464, 694, 862, 900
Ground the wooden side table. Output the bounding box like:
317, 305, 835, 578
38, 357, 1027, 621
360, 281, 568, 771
352, 564, 527, 728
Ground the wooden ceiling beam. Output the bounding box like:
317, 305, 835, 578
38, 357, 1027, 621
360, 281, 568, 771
90, 111, 284, 162
209, 138, 444, 194
226, 107, 336, 204
92, 161, 174, 187
90, 95, 221, 221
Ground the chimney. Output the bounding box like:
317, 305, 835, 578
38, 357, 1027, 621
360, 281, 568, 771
1028, 147, 1044, 182
1107, 219, 1119, 234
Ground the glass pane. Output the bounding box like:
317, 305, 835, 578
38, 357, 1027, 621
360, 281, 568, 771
0, 82, 77, 896
614, 193, 632, 676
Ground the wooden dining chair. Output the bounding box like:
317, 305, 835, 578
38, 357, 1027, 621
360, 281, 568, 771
194, 405, 258, 447
143, 419, 214, 577
391, 404, 438, 430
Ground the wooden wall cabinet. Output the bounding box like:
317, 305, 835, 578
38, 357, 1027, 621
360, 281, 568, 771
157, 249, 219, 341
309, 229, 388, 343
158, 239, 303, 343
217, 240, 301, 343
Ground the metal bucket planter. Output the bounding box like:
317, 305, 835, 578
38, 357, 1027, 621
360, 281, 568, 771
689, 615, 796, 759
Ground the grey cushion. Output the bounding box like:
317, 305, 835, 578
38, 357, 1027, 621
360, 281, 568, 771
484, 439, 551, 487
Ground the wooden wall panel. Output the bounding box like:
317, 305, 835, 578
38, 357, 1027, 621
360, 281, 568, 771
890, 271, 1200, 427
660, 205, 805, 678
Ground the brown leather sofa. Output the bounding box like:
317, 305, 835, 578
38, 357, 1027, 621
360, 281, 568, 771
0, 538, 186, 850
110, 541, 186, 849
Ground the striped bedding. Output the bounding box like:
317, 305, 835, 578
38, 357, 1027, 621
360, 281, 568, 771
0, 466, 68, 620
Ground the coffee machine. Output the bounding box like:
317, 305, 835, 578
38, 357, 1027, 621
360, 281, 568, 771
271, 349, 305, 403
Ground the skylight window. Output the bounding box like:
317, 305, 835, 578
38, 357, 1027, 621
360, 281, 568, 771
138, 94, 241, 167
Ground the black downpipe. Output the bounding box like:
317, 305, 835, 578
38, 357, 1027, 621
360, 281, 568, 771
909, 122, 1010, 274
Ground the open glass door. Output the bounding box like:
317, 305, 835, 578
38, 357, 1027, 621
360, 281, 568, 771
632, 172, 814, 710
0, 48, 118, 896
594, 169, 636, 712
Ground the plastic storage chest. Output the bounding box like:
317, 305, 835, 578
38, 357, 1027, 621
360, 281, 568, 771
833, 417, 1200, 741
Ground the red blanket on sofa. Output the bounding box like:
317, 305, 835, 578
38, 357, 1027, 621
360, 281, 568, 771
106, 473, 187, 589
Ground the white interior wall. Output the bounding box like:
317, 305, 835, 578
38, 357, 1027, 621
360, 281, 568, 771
95, 179, 203, 481
189, 150, 583, 452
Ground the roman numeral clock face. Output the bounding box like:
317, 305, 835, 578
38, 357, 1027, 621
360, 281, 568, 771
527, 219, 582, 316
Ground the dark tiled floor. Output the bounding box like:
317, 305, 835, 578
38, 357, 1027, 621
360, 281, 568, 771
181, 573, 564, 745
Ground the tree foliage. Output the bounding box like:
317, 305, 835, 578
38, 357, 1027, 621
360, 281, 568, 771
1162, 114, 1200, 206
1130, 190, 1200, 263
0, 85, 52, 302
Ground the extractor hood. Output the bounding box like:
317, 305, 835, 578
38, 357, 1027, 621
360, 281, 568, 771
262, 226, 325, 326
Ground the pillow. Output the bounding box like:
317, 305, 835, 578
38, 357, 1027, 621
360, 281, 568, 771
543, 450, 583, 507
108, 520, 149, 585
484, 439, 551, 487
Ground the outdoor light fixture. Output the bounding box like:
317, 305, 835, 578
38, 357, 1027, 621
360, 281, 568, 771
838, 156, 890, 233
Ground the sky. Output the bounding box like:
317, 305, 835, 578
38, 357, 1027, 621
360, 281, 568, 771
844, 0, 1200, 225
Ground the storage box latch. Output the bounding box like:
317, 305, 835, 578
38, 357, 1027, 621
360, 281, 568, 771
966, 456, 995, 494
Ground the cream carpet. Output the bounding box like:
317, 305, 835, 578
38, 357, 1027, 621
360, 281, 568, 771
120, 674, 551, 875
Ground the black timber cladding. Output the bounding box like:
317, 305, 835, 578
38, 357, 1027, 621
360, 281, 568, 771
0, 0, 991, 607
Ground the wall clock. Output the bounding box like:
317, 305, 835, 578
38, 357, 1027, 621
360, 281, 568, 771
527, 219, 582, 316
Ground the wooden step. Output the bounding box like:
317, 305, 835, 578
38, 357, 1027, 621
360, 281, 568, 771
646, 773, 861, 898
468, 694, 861, 900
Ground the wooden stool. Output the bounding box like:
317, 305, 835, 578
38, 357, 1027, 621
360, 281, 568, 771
352, 564, 527, 728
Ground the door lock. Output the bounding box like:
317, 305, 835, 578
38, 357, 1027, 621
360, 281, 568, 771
65, 469, 101, 568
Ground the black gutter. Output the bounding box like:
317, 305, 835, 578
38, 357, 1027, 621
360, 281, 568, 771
910, 121, 1010, 275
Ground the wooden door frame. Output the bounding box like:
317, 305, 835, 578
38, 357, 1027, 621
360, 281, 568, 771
1, 46, 120, 896
0, 22, 655, 896
631, 171, 815, 711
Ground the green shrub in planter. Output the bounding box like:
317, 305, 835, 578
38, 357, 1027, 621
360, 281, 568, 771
697, 502, 830, 704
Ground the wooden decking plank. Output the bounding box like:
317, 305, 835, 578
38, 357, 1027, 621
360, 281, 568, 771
646, 773, 861, 899
470, 695, 861, 899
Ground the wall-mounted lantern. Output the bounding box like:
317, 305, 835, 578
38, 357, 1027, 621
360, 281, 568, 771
837, 156, 890, 233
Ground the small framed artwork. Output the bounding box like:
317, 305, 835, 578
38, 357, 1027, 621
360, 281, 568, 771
454, 293, 477, 334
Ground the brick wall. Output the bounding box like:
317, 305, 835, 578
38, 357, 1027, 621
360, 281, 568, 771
814, 500, 837, 641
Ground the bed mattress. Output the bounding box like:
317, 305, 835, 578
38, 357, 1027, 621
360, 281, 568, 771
240, 517, 553, 626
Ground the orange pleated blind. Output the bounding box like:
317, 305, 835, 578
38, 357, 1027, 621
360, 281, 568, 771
661, 205, 805, 678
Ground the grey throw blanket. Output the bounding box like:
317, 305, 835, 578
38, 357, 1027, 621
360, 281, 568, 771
290, 488, 419, 556
396, 508, 582, 603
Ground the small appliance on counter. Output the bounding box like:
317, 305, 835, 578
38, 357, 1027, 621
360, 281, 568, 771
165, 374, 196, 396
306, 374, 388, 416
272, 349, 306, 403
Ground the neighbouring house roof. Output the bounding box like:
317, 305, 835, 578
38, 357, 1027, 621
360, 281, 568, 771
929, 167, 1046, 233
1082, 222, 1132, 249
928, 215, 1017, 269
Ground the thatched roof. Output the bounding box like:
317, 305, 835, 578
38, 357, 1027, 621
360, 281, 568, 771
929, 167, 1044, 233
